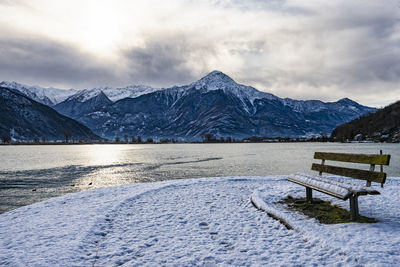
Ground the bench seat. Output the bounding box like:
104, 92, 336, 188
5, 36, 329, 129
286, 173, 380, 200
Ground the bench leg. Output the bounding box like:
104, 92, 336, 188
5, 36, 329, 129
306, 187, 312, 203
349, 195, 359, 221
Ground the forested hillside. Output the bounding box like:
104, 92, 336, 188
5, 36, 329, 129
331, 101, 400, 142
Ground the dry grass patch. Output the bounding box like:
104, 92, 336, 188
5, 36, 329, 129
280, 196, 377, 224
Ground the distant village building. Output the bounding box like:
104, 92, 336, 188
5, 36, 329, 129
354, 133, 363, 141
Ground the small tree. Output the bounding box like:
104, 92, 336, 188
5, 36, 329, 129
115, 136, 120, 143
1, 136, 11, 143
124, 134, 129, 143
62, 128, 72, 143
130, 136, 136, 143
146, 137, 153, 143
249, 136, 261, 142
201, 133, 216, 142
137, 136, 142, 143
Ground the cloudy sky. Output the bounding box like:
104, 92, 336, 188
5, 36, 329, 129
0, 0, 398, 107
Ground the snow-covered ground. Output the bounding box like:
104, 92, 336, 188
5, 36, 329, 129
1, 176, 399, 266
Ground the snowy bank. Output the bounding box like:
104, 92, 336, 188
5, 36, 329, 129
0, 176, 399, 266
252, 177, 400, 266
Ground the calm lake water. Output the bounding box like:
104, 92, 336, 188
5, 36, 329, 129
0, 143, 399, 214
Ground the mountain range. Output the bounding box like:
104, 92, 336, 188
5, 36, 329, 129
1, 71, 376, 141
0, 87, 99, 142
0, 81, 78, 106
0, 81, 159, 106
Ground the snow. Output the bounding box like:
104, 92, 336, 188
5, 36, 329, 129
63, 89, 101, 102
286, 173, 379, 198
252, 176, 400, 266
0, 81, 77, 105
101, 85, 160, 102
63, 85, 161, 103
192, 70, 277, 105
87, 111, 111, 119
287, 173, 350, 198
1, 175, 399, 266
1, 81, 160, 105
282, 98, 326, 113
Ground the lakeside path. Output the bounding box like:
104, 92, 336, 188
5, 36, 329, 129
1, 176, 399, 266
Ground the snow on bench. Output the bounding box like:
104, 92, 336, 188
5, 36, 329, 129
286, 173, 379, 200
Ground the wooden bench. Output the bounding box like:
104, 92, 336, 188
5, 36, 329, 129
286, 151, 391, 221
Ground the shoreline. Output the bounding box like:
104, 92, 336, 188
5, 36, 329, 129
1, 140, 394, 146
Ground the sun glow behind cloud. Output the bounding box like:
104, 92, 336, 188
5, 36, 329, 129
76, 1, 123, 56
0, 0, 398, 107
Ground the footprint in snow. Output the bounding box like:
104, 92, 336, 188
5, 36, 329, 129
219, 240, 234, 251
199, 222, 209, 230
209, 231, 218, 240
203, 256, 216, 266
144, 238, 159, 248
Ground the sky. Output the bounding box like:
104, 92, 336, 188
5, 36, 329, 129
0, 0, 398, 107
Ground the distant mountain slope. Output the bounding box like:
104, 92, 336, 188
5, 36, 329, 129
77, 71, 375, 140
0, 81, 77, 106
53, 90, 113, 119
83, 85, 160, 102
0, 81, 160, 106
331, 101, 400, 142
0, 87, 100, 141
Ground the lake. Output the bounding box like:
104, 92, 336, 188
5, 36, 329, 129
0, 143, 399, 214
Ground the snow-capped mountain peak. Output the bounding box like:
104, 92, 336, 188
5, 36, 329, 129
194, 70, 236, 88
0, 81, 77, 105
0, 81, 24, 90
98, 85, 160, 102
337, 97, 358, 105
65, 89, 105, 103
192, 70, 277, 104
60, 84, 160, 103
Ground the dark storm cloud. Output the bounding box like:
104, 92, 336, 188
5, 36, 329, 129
0, 37, 121, 88
124, 46, 194, 87
122, 33, 217, 87
0, 33, 214, 89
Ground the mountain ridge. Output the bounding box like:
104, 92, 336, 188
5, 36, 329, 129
0, 81, 78, 106
0, 81, 160, 105
0, 87, 100, 141
54, 90, 113, 119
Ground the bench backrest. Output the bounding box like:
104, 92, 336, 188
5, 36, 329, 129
311, 151, 391, 187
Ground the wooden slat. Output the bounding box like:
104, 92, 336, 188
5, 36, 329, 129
311, 163, 387, 184
314, 152, 390, 165
286, 177, 350, 199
